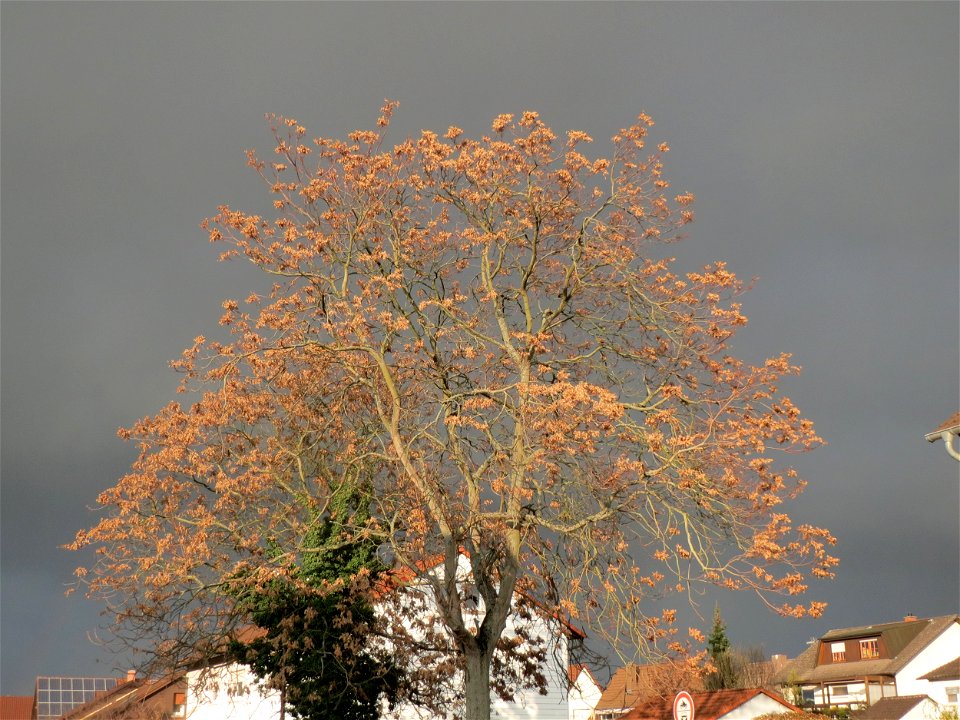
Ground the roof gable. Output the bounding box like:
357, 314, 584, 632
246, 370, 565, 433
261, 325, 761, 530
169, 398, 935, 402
594, 662, 703, 712
569, 663, 602, 688
622, 688, 796, 720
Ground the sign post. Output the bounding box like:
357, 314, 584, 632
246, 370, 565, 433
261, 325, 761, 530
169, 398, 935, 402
673, 691, 695, 720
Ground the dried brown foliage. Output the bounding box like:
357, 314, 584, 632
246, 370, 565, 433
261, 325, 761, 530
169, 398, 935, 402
70, 103, 835, 719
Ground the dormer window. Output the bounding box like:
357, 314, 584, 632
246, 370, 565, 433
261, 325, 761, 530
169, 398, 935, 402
859, 638, 880, 659
831, 642, 846, 662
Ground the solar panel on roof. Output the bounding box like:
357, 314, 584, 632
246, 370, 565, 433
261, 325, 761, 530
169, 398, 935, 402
33, 676, 121, 719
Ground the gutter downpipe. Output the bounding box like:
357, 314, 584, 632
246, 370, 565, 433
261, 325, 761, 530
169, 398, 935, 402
928, 430, 960, 461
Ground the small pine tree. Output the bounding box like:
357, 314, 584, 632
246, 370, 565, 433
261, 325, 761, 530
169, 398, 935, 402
705, 606, 736, 690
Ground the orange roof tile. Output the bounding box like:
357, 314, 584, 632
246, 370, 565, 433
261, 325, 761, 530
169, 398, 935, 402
0, 696, 33, 720
622, 688, 796, 720
594, 662, 704, 713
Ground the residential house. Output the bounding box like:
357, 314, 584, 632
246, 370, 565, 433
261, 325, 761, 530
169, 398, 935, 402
383, 553, 590, 720
57, 674, 186, 720
31, 676, 122, 720
181, 653, 600, 720
568, 665, 603, 720
778, 614, 960, 710
592, 662, 703, 720
620, 688, 797, 720
169, 553, 592, 719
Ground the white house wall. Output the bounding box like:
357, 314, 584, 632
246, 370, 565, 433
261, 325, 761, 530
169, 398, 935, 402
715, 694, 794, 720
490, 656, 568, 720
185, 664, 281, 720
385, 597, 573, 720
183, 552, 580, 720
567, 670, 603, 720
899, 698, 942, 720
895, 619, 960, 705
491, 623, 570, 720
919, 679, 960, 710
378, 555, 576, 720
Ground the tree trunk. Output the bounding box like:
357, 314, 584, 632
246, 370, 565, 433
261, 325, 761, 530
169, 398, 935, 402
464, 646, 492, 720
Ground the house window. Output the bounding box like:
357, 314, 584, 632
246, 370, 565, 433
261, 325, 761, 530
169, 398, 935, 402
831, 642, 846, 662
946, 686, 958, 704
227, 681, 248, 697
462, 582, 479, 610
832, 685, 849, 697
172, 692, 186, 717
859, 638, 880, 659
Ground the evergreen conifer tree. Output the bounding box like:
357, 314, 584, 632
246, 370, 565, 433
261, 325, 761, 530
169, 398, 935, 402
705, 606, 735, 690
232, 482, 401, 720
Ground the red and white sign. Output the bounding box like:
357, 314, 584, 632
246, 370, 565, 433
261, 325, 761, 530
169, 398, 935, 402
673, 691, 695, 720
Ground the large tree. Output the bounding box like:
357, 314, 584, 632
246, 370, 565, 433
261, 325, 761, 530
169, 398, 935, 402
70, 103, 836, 720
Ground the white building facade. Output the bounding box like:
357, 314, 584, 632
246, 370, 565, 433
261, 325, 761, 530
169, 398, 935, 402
184, 663, 282, 720
181, 555, 592, 720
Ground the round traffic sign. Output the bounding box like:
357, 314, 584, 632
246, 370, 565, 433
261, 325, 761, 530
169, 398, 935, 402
673, 690, 695, 720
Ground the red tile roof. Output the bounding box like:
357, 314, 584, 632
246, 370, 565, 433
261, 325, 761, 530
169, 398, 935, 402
0, 696, 33, 720
594, 662, 703, 713
622, 688, 796, 720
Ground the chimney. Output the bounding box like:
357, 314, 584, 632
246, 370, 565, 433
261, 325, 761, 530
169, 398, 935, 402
126, 669, 137, 683
903, 614, 918, 622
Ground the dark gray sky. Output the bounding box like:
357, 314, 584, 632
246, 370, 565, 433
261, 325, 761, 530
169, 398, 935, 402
2, 1, 957, 696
